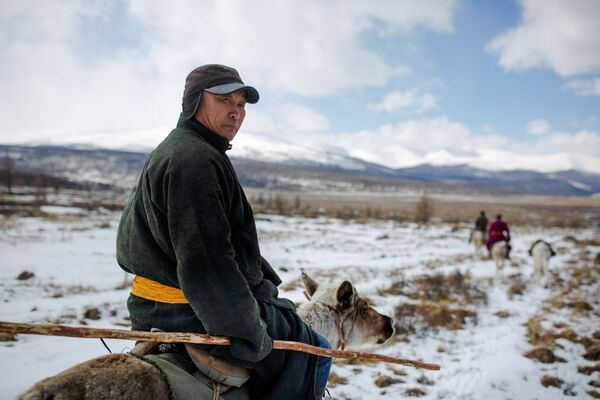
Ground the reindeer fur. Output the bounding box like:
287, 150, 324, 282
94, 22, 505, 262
19, 273, 393, 399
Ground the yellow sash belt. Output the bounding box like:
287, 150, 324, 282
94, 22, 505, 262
131, 275, 189, 304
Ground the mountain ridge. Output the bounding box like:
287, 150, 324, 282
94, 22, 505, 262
1, 143, 600, 197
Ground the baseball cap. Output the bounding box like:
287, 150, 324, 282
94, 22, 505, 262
182, 64, 259, 119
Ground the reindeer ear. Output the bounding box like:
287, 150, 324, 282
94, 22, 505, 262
336, 281, 356, 311
302, 272, 318, 298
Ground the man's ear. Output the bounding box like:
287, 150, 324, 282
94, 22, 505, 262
336, 281, 356, 311
302, 272, 318, 299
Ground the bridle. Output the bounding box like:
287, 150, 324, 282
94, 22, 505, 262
304, 290, 360, 351
328, 304, 359, 350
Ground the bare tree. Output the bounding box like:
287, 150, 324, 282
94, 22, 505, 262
2, 153, 15, 194
415, 190, 432, 224
273, 193, 286, 215
32, 174, 47, 205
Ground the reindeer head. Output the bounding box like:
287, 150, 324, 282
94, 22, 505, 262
300, 272, 394, 349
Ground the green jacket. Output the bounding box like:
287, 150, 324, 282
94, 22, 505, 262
475, 215, 488, 233
117, 115, 318, 399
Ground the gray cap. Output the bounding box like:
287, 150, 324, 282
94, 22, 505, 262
182, 64, 259, 119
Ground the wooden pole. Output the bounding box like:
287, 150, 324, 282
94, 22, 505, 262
0, 321, 440, 371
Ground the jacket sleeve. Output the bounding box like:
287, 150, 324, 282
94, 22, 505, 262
157, 158, 272, 363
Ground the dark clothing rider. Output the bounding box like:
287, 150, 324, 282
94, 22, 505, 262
474, 211, 488, 235
117, 64, 330, 399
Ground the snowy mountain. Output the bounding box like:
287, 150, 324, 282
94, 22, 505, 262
2, 142, 600, 196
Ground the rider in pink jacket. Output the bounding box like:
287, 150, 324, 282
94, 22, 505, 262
486, 214, 511, 257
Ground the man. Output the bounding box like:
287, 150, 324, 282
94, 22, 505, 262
475, 211, 488, 237
486, 213, 511, 258
117, 64, 330, 399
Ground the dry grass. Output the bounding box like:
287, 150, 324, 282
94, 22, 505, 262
0, 333, 17, 342
395, 303, 477, 333
589, 390, 600, 399
246, 188, 600, 228
326, 371, 348, 387
522, 260, 600, 377
524, 347, 566, 364
381, 271, 487, 305
385, 272, 485, 333
404, 387, 426, 397
540, 375, 563, 388
578, 363, 600, 375
523, 317, 597, 350
374, 373, 404, 388
584, 345, 600, 361
507, 282, 526, 299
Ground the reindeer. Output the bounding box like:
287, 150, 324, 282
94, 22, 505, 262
528, 239, 556, 286
491, 240, 508, 270
470, 230, 484, 257
19, 273, 393, 400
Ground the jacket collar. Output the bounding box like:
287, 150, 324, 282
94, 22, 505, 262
176, 113, 232, 153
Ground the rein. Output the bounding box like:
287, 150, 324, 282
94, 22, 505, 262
303, 289, 359, 351
326, 303, 359, 351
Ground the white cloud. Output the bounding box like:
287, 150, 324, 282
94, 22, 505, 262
240, 103, 329, 140
368, 90, 438, 114
127, 0, 459, 96
527, 119, 551, 135
305, 117, 600, 173
278, 103, 330, 132
323, 117, 473, 168
0, 0, 460, 143
564, 77, 600, 96
486, 0, 600, 76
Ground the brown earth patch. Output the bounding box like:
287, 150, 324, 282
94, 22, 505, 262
374, 373, 403, 388
584, 344, 600, 361
387, 366, 408, 376
524, 347, 566, 363
16, 270, 34, 280
540, 375, 563, 388
0, 333, 17, 342
507, 282, 526, 299
404, 387, 426, 397
83, 307, 101, 320
381, 271, 487, 306
326, 371, 348, 387
417, 375, 434, 386
578, 363, 600, 375
395, 303, 477, 333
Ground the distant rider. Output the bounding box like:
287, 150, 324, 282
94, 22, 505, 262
486, 214, 511, 258
473, 211, 488, 241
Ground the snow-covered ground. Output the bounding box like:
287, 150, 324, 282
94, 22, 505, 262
1, 208, 599, 399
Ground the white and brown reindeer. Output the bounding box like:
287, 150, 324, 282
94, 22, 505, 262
470, 230, 485, 257
528, 239, 556, 285
298, 272, 394, 350
19, 273, 394, 400
491, 240, 509, 270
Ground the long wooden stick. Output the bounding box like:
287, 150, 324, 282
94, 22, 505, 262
0, 321, 440, 371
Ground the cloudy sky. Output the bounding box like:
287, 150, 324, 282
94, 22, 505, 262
1, 0, 600, 173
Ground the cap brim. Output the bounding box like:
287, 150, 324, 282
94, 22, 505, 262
204, 83, 259, 104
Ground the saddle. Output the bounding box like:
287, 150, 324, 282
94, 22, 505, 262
184, 344, 251, 388
131, 341, 251, 400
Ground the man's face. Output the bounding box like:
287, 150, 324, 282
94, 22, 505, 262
194, 91, 246, 141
